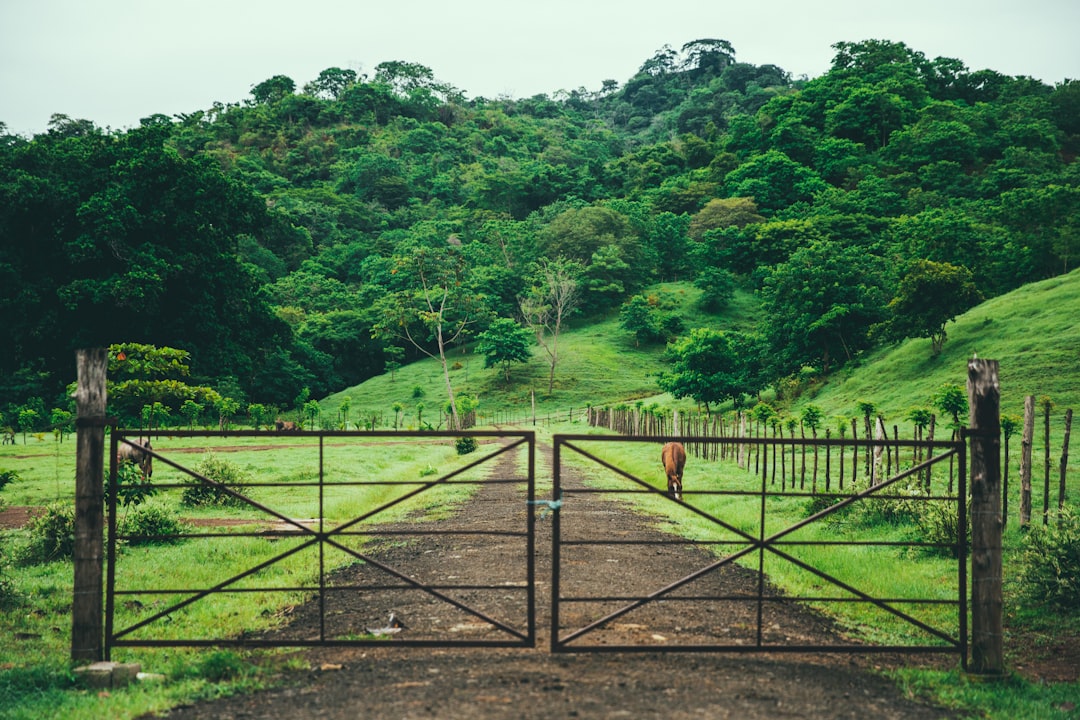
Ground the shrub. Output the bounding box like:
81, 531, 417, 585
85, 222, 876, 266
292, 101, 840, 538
0, 468, 19, 492
104, 460, 156, 508
181, 453, 252, 508
915, 498, 970, 558
0, 537, 17, 606
455, 436, 478, 455
195, 650, 246, 682
855, 476, 926, 526
1018, 508, 1080, 610
18, 503, 74, 565
116, 502, 189, 545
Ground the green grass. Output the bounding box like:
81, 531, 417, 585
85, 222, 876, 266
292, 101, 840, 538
0, 432, 514, 719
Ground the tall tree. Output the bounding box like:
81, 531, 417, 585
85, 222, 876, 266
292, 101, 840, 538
373, 243, 488, 428
475, 317, 533, 383
657, 328, 764, 413
519, 257, 582, 396
873, 260, 983, 356
761, 240, 889, 376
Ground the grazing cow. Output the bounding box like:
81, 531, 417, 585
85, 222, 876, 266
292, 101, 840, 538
661, 441, 686, 501
274, 419, 299, 432
117, 437, 153, 479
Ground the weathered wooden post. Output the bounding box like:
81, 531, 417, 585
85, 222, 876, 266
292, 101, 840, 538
967, 357, 1003, 676
1060, 409, 1073, 517
72, 348, 108, 661
1020, 395, 1034, 527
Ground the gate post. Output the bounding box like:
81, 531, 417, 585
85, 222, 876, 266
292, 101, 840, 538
72, 349, 108, 661
966, 357, 1003, 676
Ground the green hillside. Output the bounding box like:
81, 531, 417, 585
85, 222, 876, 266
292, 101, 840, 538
320, 282, 762, 424
322, 268, 1080, 429
792, 266, 1080, 422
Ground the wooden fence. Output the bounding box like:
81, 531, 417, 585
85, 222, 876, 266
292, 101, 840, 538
586, 399, 1075, 528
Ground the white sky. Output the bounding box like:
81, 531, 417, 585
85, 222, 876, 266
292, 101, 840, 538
2, 0, 1079, 137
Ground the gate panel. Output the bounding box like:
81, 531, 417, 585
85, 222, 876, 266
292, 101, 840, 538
550, 434, 967, 663
106, 430, 535, 657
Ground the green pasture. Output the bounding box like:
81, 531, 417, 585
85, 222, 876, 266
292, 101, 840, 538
0, 431, 526, 720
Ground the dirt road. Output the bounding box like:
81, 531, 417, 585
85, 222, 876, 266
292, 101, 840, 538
147, 437, 954, 719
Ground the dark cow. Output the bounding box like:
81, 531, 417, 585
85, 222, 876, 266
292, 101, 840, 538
661, 441, 686, 501
117, 437, 153, 479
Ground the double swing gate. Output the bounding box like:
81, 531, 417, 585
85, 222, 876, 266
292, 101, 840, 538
105, 429, 968, 666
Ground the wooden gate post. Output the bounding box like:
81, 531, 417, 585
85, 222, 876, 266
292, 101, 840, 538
72, 348, 108, 661
967, 357, 1003, 676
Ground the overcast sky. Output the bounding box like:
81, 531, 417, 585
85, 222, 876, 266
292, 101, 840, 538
2, 0, 1079, 137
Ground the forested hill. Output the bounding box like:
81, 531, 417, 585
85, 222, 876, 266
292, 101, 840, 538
2, 38, 1079, 428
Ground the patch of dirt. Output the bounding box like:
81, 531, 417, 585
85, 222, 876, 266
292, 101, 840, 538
0, 505, 37, 529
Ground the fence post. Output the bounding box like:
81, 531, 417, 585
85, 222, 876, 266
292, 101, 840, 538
967, 357, 1003, 676
72, 348, 108, 661
1020, 395, 1034, 527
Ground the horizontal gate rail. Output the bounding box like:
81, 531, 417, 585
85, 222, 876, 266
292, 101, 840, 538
551, 433, 967, 660
106, 429, 535, 656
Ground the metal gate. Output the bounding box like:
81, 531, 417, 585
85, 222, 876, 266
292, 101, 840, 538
105, 429, 536, 658
550, 433, 968, 666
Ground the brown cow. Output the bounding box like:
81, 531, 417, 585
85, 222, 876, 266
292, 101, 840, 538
274, 419, 299, 432
661, 441, 686, 501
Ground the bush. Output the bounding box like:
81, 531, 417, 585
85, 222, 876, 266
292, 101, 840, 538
18, 503, 74, 565
116, 502, 189, 545
195, 650, 246, 682
0, 468, 19, 492
181, 453, 252, 508
0, 537, 17, 606
105, 460, 156, 508
915, 498, 970, 558
1018, 508, 1080, 610
455, 436, 478, 455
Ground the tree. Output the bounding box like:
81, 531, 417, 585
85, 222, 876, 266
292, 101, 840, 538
693, 267, 737, 311
932, 383, 968, 431
657, 328, 764, 414
303, 67, 358, 100
251, 75, 296, 104
680, 39, 736, 78
248, 403, 269, 430
760, 241, 889, 377
373, 244, 488, 429
107, 343, 222, 428
0, 122, 301, 407
16, 406, 39, 443
688, 197, 765, 240
723, 151, 828, 213
475, 318, 533, 383
874, 260, 983, 356
519, 257, 582, 396
619, 295, 661, 347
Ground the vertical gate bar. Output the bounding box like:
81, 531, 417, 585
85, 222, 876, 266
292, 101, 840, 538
526, 432, 536, 646
319, 433, 326, 643
550, 436, 562, 652
104, 430, 118, 661
756, 459, 767, 647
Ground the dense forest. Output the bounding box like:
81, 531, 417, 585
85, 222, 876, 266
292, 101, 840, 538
2, 38, 1079, 429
